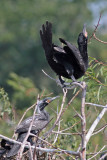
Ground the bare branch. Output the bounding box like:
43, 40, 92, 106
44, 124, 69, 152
93, 33, 107, 44
80, 82, 87, 160
53, 101, 61, 144
17, 97, 39, 159
44, 89, 67, 137
30, 133, 78, 159
42, 69, 84, 89
87, 150, 107, 156
88, 13, 102, 42
73, 106, 84, 121
42, 69, 57, 82
88, 145, 107, 160
12, 103, 36, 139
61, 89, 81, 117
88, 13, 107, 44
98, 152, 107, 160
27, 142, 33, 160
60, 120, 81, 132
52, 131, 81, 136
86, 107, 107, 145
85, 103, 107, 108
0, 134, 80, 156
92, 123, 107, 136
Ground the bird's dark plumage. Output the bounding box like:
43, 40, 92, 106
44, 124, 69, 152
40, 21, 88, 84
6, 96, 59, 158
0, 139, 12, 158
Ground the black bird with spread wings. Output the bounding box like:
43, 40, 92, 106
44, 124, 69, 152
1, 96, 58, 158
40, 21, 88, 87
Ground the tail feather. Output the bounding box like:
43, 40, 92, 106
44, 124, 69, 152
40, 21, 52, 55
59, 38, 67, 45
7, 143, 20, 158
7, 133, 26, 158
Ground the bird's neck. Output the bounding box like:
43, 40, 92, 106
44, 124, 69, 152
37, 108, 50, 120
78, 43, 88, 63
43, 110, 50, 120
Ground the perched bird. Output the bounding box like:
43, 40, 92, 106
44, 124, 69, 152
100, 153, 107, 160
5, 96, 59, 158
0, 139, 12, 158
40, 21, 88, 87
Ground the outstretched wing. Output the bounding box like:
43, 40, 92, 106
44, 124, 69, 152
59, 38, 86, 72
40, 21, 52, 56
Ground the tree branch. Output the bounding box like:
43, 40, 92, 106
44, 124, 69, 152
85, 103, 107, 108
88, 145, 107, 160
88, 13, 102, 42
86, 106, 107, 145
93, 34, 107, 44
44, 89, 67, 137
0, 134, 80, 156
17, 97, 39, 159
81, 82, 87, 160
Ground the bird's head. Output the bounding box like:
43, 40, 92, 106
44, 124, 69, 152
78, 24, 88, 45
37, 96, 59, 113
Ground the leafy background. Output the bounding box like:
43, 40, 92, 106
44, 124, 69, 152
0, 0, 107, 159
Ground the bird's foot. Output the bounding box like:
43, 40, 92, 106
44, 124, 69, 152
56, 79, 75, 89
56, 79, 66, 88
70, 80, 80, 84
70, 80, 84, 88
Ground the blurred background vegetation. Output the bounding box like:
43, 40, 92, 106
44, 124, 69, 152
0, 0, 107, 159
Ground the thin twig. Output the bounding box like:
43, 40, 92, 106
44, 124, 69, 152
44, 89, 68, 137
52, 131, 81, 136
59, 120, 81, 133
98, 152, 107, 160
42, 69, 57, 82
85, 103, 107, 108
53, 101, 61, 144
12, 103, 36, 139
42, 70, 83, 89
86, 106, 107, 145
73, 106, 84, 121
0, 133, 80, 156
87, 150, 107, 156
30, 133, 77, 159
17, 97, 39, 159
61, 89, 81, 117
88, 145, 107, 160
53, 120, 61, 144
92, 123, 107, 136
27, 142, 33, 160
80, 82, 87, 160
93, 34, 107, 44
88, 13, 102, 42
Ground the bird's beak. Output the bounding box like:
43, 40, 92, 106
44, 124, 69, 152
47, 96, 60, 103
83, 24, 88, 38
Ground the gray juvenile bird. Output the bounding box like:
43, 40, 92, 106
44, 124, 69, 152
5, 96, 59, 158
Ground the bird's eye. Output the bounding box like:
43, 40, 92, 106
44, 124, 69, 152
46, 99, 51, 103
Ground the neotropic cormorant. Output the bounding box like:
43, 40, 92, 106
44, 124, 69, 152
40, 21, 88, 87
0, 139, 10, 158
1, 96, 59, 158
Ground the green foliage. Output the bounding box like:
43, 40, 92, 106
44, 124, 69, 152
0, 0, 106, 158
0, 0, 102, 91
7, 72, 39, 109
83, 57, 107, 105
0, 88, 12, 117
